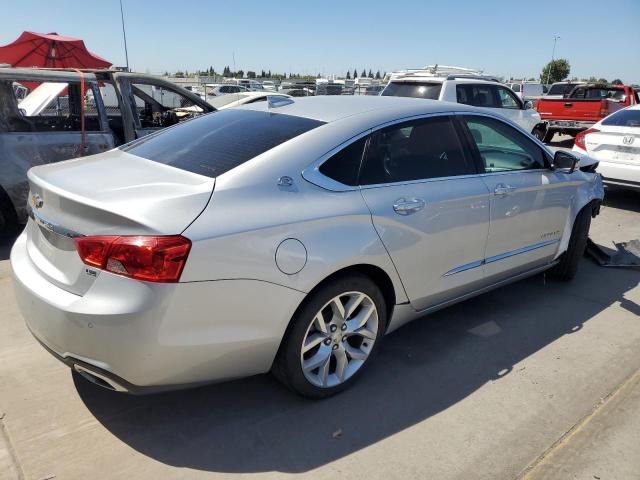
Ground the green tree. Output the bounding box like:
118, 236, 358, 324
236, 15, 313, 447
346, 70, 351, 79
375, 70, 381, 79
368, 69, 373, 78
361, 69, 367, 77
611, 78, 623, 85
540, 59, 570, 84
353, 69, 358, 78
247, 71, 256, 79
174, 71, 185, 78
236, 70, 244, 78
597, 78, 608, 84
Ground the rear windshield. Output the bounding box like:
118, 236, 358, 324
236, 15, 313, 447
382, 82, 442, 100
548, 83, 576, 96
121, 110, 324, 177
601, 109, 640, 127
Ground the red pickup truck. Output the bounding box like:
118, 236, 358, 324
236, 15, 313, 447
536, 84, 639, 142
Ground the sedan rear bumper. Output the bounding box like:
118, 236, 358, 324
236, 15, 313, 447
11, 231, 305, 391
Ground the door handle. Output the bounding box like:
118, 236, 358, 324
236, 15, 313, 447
564, 102, 573, 107
393, 198, 426, 215
493, 184, 516, 197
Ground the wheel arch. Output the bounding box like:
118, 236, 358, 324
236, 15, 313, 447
0, 184, 18, 228
275, 263, 400, 362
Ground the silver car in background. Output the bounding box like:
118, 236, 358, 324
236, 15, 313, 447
11, 96, 603, 398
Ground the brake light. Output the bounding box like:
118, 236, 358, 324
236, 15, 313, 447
599, 100, 609, 117
574, 128, 599, 151
74, 235, 191, 283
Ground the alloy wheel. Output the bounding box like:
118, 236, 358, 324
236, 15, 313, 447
300, 291, 379, 388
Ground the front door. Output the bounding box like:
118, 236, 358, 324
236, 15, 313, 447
359, 115, 491, 311
459, 114, 573, 282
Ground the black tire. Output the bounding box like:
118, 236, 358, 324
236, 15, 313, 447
542, 129, 555, 143
272, 273, 387, 399
532, 126, 546, 142
548, 206, 592, 281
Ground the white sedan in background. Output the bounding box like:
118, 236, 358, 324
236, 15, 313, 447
208, 91, 292, 110
573, 105, 640, 190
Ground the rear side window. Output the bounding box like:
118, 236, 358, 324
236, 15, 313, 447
359, 116, 473, 185
122, 110, 324, 177
456, 84, 498, 108
548, 83, 575, 96
601, 109, 640, 127
382, 82, 442, 100
319, 137, 368, 186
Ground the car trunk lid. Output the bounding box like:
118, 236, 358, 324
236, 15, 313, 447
25, 149, 214, 295
586, 128, 640, 165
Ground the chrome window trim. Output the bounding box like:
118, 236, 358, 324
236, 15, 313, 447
443, 239, 560, 276
301, 110, 554, 192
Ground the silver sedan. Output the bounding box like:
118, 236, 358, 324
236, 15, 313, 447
11, 96, 604, 398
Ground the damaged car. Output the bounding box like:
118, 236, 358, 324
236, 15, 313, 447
0, 67, 214, 230
12, 96, 604, 398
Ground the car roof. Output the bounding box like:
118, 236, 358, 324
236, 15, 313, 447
237, 95, 478, 123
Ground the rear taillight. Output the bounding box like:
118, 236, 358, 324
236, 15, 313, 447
574, 128, 599, 151
74, 235, 191, 283
599, 100, 609, 117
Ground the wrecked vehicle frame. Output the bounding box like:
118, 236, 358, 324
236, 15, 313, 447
0, 67, 215, 227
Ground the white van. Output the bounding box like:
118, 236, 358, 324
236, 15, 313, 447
507, 82, 544, 101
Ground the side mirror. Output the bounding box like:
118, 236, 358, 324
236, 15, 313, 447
552, 150, 579, 173
524, 100, 533, 110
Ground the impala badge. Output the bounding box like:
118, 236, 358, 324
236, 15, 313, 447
31, 193, 43, 209
622, 135, 634, 145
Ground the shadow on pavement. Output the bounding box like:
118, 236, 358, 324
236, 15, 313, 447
75, 258, 640, 474
603, 186, 640, 213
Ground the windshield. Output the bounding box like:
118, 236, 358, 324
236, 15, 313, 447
601, 109, 640, 127
122, 110, 324, 178
382, 82, 442, 100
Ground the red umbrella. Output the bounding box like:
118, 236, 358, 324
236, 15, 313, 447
0, 31, 111, 69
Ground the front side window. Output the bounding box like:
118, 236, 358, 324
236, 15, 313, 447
456, 84, 498, 108
359, 116, 474, 185
497, 87, 521, 109
122, 109, 324, 178
130, 82, 204, 129
463, 116, 546, 172
382, 82, 442, 100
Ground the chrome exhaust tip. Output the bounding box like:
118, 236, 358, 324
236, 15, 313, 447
73, 364, 128, 393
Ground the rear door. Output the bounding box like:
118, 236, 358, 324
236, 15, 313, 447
359, 115, 490, 311
460, 114, 573, 282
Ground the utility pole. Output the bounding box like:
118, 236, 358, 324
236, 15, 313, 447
119, 0, 130, 71
545, 35, 560, 85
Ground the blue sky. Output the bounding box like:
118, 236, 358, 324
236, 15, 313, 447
1, 0, 639, 83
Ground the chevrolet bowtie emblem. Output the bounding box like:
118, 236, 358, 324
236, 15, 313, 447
31, 193, 43, 209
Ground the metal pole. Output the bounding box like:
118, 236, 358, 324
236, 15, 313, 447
545, 35, 560, 85
119, 0, 130, 71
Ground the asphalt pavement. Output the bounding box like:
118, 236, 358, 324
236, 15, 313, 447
1, 164, 639, 479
